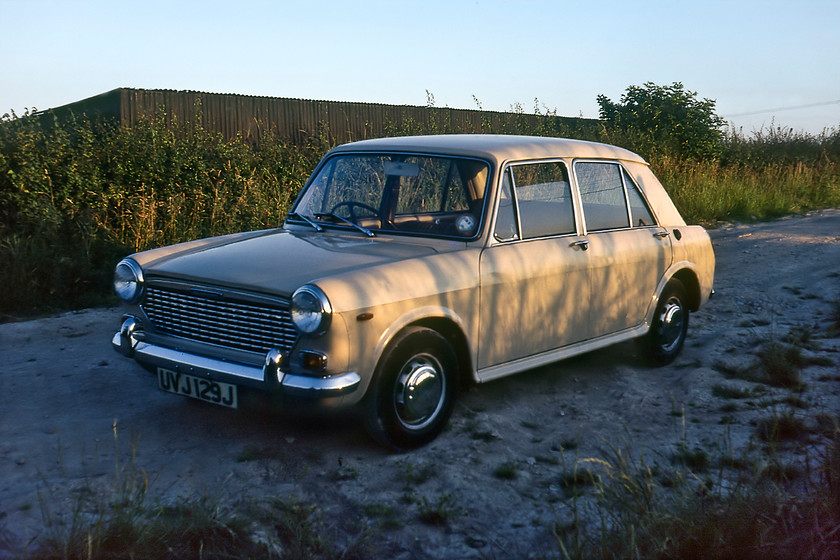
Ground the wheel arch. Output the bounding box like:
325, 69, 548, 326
409, 316, 474, 389
669, 266, 702, 311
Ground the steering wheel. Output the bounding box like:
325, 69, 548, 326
329, 201, 379, 221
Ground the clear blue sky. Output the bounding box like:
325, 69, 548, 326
2, 0, 838, 135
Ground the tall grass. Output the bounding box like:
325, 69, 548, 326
653, 154, 840, 224
0, 110, 327, 314
1, 107, 838, 315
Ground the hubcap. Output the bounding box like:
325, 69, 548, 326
394, 354, 445, 430
658, 298, 685, 352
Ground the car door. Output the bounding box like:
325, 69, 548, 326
573, 161, 673, 338
478, 161, 591, 369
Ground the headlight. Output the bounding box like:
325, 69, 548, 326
114, 259, 144, 303
290, 285, 332, 335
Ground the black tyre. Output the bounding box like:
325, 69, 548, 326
646, 279, 689, 365
365, 327, 457, 450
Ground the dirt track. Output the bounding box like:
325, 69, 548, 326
1, 209, 839, 558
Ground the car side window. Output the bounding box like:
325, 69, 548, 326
494, 169, 519, 241
510, 161, 575, 239
623, 168, 656, 227
575, 161, 630, 231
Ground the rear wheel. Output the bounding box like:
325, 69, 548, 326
646, 279, 689, 365
365, 327, 457, 450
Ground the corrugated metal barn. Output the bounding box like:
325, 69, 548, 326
48, 88, 598, 145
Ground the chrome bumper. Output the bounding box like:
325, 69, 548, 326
112, 319, 361, 398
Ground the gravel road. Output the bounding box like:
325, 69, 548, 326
2, 209, 839, 558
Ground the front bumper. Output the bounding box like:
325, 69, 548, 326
112, 318, 361, 398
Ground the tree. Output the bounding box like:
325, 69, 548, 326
597, 82, 726, 160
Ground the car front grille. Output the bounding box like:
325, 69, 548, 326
141, 286, 297, 355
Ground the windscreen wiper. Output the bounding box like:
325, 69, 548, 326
314, 212, 375, 237
287, 211, 324, 232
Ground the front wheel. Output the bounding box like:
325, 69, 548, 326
645, 279, 689, 365
365, 327, 457, 450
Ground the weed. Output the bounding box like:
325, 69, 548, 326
32, 426, 262, 559
757, 342, 805, 389
558, 467, 599, 498
760, 459, 802, 482
259, 496, 377, 558
396, 459, 436, 487
552, 438, 579, 452
329, 464, 359, 482
416, 493, 463, 526
493, 461, 518, 480
755, 411, 810, 443
671, 445, 710, 471
362, 502, 404, 531
535, 454, 561, 466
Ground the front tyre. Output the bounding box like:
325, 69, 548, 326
646, 279, 689, 365
365, 327, 457, 450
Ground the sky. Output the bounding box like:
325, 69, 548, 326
1, 0, 838, 136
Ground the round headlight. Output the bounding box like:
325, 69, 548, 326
290, 285, 332, 334
114, 259, 144, 303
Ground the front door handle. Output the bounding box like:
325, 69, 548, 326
569, 240, 589, 251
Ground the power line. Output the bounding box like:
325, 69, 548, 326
725, 99, 840, 118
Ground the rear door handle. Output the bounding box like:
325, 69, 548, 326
653, 231, 670, 239
569, 240, 589, 251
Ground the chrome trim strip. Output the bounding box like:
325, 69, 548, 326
134, 341, 265, 382
281, 372, 361, 395
476, 324, 648, 384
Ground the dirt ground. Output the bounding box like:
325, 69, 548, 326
1, 209, 839, 558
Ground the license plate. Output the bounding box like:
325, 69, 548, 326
157, 367, 238, 409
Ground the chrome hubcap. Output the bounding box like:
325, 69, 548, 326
658, 298, 685, 352
394, 354, 445, 430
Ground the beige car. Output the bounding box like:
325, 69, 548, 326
112, 134, 715, 448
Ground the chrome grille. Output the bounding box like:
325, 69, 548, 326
142, 286, 297, 355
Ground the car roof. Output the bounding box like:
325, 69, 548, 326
327, 134, 647, 165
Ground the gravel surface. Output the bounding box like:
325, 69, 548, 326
2, 209, 839, 558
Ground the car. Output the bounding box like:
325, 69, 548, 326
112, 134, 715, 449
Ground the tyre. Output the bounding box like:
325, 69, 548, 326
646, 279, 689, 365
365, 327, 457, 450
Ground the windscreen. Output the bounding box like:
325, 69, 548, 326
292, 154, 489, 238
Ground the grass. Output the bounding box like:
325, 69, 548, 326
755, 410, 811, 443
552, 426, 840, 560
15, 403, 839, 559
757, 342, 806, 389
493, 460, 519, 480
416, 493, 464, 526
28, 428, 263, 560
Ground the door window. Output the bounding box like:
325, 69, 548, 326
509, 161, 575, 239
575, 162, 630, 231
